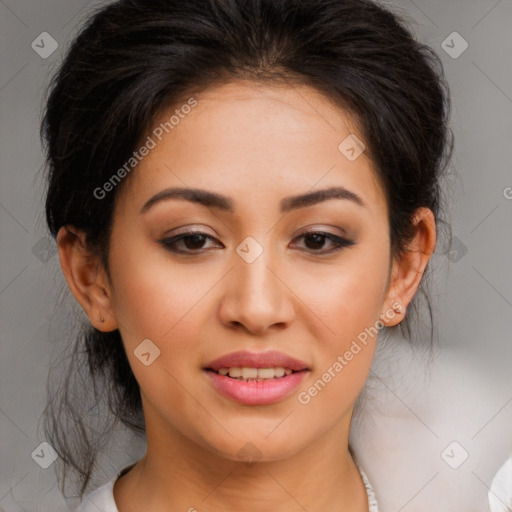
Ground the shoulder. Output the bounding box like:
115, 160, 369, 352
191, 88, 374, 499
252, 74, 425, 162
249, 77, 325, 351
74, 479, 117, 512
489, 455, 512, 512
74, 463, 136, 512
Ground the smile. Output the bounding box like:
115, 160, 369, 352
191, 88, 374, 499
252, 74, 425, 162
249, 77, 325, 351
204, 350, 311, 405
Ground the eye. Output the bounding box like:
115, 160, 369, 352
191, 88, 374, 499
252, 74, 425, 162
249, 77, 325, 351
158, 231, 223, 255
292, 230, 355, 254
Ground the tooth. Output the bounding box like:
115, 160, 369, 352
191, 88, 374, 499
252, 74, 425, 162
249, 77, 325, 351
228, 367, 242, 378
221, 367, 295, 380
257, 368, 275, 379
274, 367, 285, 378
241, 367, 258, 379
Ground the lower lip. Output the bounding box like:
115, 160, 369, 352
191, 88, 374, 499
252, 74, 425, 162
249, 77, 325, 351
205, 370, 309, 405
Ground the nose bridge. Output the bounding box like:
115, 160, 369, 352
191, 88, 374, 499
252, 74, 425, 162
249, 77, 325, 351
219, 236, 294, 333
238, 243, 277, 298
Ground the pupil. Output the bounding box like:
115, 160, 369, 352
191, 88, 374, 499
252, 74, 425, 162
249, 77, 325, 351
185, 234, 205, 250
305, 234, 325, 250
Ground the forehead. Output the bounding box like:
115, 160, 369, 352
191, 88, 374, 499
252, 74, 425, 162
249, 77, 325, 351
115, 80, 386, 217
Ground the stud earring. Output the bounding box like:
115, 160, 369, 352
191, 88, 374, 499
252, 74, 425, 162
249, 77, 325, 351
393, 304, 403, 314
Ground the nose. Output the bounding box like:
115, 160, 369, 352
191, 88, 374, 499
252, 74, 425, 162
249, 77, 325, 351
217, 244, 295, 336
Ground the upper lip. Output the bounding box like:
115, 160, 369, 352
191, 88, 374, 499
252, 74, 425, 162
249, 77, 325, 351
205, 350, 309, 372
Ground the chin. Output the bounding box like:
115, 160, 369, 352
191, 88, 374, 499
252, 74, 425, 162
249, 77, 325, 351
200, 430, 308, 464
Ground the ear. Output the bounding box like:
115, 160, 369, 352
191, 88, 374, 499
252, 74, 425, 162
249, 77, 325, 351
56, 225, 118, 332
380, 207, 437, 327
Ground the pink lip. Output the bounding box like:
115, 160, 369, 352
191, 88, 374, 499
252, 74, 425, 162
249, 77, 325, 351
204, 350, 310, 405
205, 350, 309, 372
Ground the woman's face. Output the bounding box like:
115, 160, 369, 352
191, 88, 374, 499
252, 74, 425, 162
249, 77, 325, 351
103, 80, 397, 461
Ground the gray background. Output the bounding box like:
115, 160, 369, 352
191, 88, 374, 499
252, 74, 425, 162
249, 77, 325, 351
1, 0, 511, 510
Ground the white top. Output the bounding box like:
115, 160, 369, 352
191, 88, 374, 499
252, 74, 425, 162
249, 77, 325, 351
488, 455, 512, 512
75, 462, 379, 511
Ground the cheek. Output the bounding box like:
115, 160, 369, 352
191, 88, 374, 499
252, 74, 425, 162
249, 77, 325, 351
108, 252, 210, 420
291, 237, 390, 408
108, 232, 212, 343
299, 243, 390, 342
294, 260, 387, 418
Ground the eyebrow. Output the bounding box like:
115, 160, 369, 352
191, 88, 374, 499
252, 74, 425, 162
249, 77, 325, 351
140, 185, 365, 215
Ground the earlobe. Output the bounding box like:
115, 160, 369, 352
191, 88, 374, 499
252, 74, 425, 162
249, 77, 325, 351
380, 207, 437, 327
380, 262, 407, 327
56, 226, 118, 331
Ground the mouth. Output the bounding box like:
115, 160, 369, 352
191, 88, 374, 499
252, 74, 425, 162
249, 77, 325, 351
203, 351, 310, 405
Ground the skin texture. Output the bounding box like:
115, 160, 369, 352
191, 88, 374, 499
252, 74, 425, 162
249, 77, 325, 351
57, 80, 436, 511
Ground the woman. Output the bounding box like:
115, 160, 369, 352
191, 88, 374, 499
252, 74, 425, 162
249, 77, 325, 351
40, 0, 453, 510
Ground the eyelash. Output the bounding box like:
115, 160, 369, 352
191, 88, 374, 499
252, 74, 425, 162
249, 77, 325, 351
158, 230, 355, 256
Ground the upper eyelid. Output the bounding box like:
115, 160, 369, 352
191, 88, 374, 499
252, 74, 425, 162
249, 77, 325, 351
162, 227, 351, 240
163, 222, 352, 236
